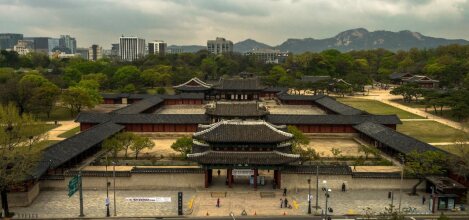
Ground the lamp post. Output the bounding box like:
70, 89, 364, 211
307, 178, 311, 214
398, 156, 405, 213
322, 180, 332, 220
315, 165, 319, 210
105, 156, 110, 217
112, 161, 116, 216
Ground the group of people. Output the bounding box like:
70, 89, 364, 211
280, 188, 292, 209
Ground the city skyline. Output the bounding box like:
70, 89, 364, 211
1, 0, 469, 48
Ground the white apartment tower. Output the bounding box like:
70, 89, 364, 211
88, 44, 103, 61
207, 37, 233, 54
148, 40, 167, 55
119, 36, 145, 61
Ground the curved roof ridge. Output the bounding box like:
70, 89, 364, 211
174, 77, 212, 88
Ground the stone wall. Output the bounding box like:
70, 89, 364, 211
7, 183, 40, 207
40, 173, 205, 191
282, 174, 425, 190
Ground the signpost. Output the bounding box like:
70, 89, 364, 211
178, 192, 183, 216
68, 176, 79, 197
68, 173, 84, 217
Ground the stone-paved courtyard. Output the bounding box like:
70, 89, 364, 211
11, 188, 439, 218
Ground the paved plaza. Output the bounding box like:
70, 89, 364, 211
11, 188, 438, 218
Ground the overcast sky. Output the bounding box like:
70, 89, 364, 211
1, 0, 468, 48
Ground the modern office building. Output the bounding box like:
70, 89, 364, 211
167, 46, 184, 54
24, 37, 49, 54
59, 35, 77, 54
0, 33, 23, 50
76, 48, 89, 60
13, 40, 34, 55
119, 36, 145, 61
148, 40, 167, 55
88, 44, 103, 61
207, 37, 233, 54
245, 48, 289, 64
111, 43, 119, 57
48, 38, 60, 53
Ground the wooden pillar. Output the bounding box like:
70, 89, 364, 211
228, 169, 233, 188
277, 170, 281, 189
253, 169, 258, 190
204, 170, 209, 188
208, 169, 212, 185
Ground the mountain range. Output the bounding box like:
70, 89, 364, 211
170, 28, 469, 54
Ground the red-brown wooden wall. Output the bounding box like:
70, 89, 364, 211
80, 123, 98, 131
123, 124, 198, 132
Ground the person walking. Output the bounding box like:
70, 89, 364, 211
342, 182, 346, 192
280, 198, 283, 208
283, 188, 287, 196
217, 198, 220, 207
284, 198, 288, 208
217, 169, 221, 176
422, 195, 426, 205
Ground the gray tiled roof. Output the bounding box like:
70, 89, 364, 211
206, 102, 268, 117
214, 77, 266, 91
266, 114, 401, 125
194, 120, 293, 143
32, 122, 124, 179
76, 112, 210, 124
283, 165, 352, 175
314, 96, 364, 115
277, 93, 326, 101
187, 150, 300, 165
353, 121, 442, 154
113, 96, 164, 114
301, 75, 331, 83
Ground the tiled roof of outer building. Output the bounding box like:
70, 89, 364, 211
353, 121, 443, 155
31, 122, 125, 179
266, 114, 401, 125
205, 101, 269, 117
314, 96, 364, 115
113, 96, 164, 114
194, 120, 293, 143
283, 165, 352, 175
76, 112, 210, 124
301, 75, 331, 83
276, 93, 326, 101
187, 150, 300, 165
213, 77, 266, 91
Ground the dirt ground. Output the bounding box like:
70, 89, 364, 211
154, 105, 206, 114
117, 138, 180, 158
267, 105, 326, 115
305, 137, 367, 157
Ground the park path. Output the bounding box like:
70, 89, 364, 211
45, 120, 79, 141
350, 89, 469, 132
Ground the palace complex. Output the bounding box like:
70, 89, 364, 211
8, 74, 467, 213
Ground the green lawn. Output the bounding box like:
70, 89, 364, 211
435, 144, 469, 156
34, 140, 60, 151
58, 127, 80, 138
391, 99, 461, 122
34, 106, 76, 122
397, 121, 467, 143
24, 123, 59, 137
336, 98, 423, 119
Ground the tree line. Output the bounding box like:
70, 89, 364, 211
1, 44, 469, 117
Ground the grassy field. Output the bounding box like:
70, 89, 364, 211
397, 121, 467, 143
58, 127, 80, 138
336, 98, 423, 119
34, 140, 60, 151
35, 107, 76, 122
435, 144, 468, 156
390, 99, 459, 121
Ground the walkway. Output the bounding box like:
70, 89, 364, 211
45, 120, 79, 141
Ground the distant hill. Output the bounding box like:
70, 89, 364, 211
233, 39, 273, 52
169, 28, 469, 54
276, 28, 469, 53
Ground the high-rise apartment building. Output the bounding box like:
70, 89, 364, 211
207, 37, 233, 54
245, 48, 289, 64
59, 35, 77, 54
119, 36, 145, 61
0, 33, 23, 50
88, 44, 103, 61
148, 40, 167, 55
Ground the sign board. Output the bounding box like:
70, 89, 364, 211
178, 192, 183, 216
68, 175, 79, 197
125, 197, 171, 202
233, 169, 253, 176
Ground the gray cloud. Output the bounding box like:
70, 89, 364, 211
0, 0, 468, 48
